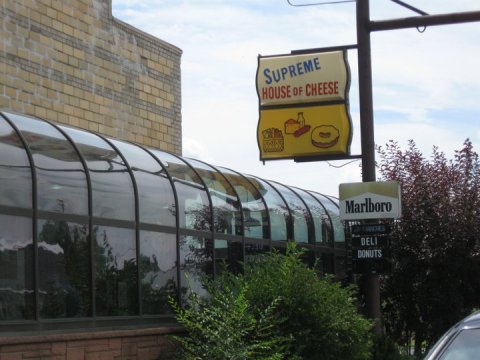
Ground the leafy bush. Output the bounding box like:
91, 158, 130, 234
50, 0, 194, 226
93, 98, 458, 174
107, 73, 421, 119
371, 335, 413, 360
244, 243, 373, 360
378, 140, 480, 354
170, 242, 373, 359
169, 272, 290, 359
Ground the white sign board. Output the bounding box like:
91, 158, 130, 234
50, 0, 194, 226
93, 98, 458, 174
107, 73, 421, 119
256, 51, 349, 107
339, 181, 401, 221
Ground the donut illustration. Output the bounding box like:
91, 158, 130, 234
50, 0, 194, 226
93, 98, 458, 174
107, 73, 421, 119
311, 125, 340, 148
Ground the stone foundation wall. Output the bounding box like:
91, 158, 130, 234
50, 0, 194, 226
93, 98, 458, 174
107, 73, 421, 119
0, 326, 183, 360
0, 0, 182, 153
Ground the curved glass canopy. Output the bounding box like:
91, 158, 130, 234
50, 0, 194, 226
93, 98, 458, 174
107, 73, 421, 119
0, 111, 347, 328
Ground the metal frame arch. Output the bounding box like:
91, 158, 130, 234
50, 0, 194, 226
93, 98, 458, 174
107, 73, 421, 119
322, 194, 341, 209
306, 190, 336, 244
183, 157, 244, 237
115, 141, 179, 229
0, 112, 38, 214
83, 131, 140, 223
308, 191, 340, 244
41, 124, 92, 208
295, 187, 335, 245
183, 157, 247, 272
129, 145, 182, 305
51, 123, 141, 316
247, 175, 293, 243
0, 111, 40, 320
36, 118, 96, 318
315, 193, 347, 251
308, 191, 347, 277
91, 133, 142, 315
215, 166, 271, 242
30, 118, 94, 218
268, 180, 316, 245
155, 151, 214, 233
176, 156, 215, 232
154, 151, 216, 282
177, 156, 217, 274
293, 187, 333, 246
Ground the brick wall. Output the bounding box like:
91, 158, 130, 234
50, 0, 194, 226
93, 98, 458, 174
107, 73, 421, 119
0, 326, 183, 360
0, 0, 182, 153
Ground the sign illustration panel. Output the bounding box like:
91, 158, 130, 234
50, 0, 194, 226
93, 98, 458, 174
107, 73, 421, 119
256, 50, 352, 161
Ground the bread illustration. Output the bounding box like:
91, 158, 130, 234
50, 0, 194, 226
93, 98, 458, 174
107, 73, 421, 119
311, 125, 340, 148
262, 127, 284, 152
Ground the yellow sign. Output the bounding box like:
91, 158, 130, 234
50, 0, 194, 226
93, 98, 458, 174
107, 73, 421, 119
258, 105, 351, 159
256, 50, 352, 161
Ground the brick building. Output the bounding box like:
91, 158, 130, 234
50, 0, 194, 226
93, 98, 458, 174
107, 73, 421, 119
0, 1, 183, 359
0, 0, 182, 154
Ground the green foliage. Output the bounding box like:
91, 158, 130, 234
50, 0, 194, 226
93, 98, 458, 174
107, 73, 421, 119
371, 336, 413, 360
377, 139, 480, 355
169, 273, 289, 360
244, 243, 373, 360
170, 243, 373, 360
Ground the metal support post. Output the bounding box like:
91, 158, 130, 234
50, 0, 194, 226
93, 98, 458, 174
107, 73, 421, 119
356, 0, 382, 336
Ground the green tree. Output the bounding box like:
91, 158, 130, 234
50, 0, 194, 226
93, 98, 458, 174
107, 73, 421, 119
244, 243, 372, 360
377, 139, 480, 355
170, 243, 373, 360
169, 272, 289, 360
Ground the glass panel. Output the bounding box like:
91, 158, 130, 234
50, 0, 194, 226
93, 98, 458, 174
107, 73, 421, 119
214, 240, 243, 275
140, 231, 177, 315
60, 126, 135, 221
0, 115, 32, 208
312, 193, 345, 245
38, 219, 91, 318
300, 249, 316, 267
150, 150, 210, 231
186, 159, 241, 235
215, 239, 228, 274
110, 140, 175, 226
271, 182, 310, 243
249, 177, 289, 241
94, 226, 138, 316
294, 188, 331, 244
0, 215, 34, 320
245, 241, 270, 262
7, 113, 88, 215
179, 235, 213, 304
217, 168, 268, 239
320, 253, 335, 275
439, 329, 480, 360
335, 255, 347, 280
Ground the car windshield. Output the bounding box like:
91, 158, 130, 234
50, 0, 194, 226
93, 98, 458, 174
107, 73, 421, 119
438, 329, 480, 360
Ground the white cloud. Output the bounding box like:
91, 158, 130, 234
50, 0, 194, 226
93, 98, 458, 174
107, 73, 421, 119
112, 0, 480, 197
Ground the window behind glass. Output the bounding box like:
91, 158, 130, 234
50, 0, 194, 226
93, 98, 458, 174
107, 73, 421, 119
439, 328, 480, 360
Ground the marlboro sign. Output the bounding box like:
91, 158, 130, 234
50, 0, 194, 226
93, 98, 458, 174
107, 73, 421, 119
339, 181, 402, 221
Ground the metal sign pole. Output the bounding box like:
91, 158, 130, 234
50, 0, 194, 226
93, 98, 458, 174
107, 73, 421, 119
354, 0, 480, 336
356, 0, 382, 335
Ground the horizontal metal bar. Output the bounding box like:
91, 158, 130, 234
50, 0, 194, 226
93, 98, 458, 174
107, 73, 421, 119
294, 154, 363, 163
291, 44, 358, 55
370, 10, 480, 32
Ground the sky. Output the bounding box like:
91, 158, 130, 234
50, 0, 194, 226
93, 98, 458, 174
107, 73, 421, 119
112, 0, 480, 197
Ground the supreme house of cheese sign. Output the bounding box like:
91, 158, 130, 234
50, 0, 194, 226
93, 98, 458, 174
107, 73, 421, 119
256, 50, 352, 161
339, 181, 402, 221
